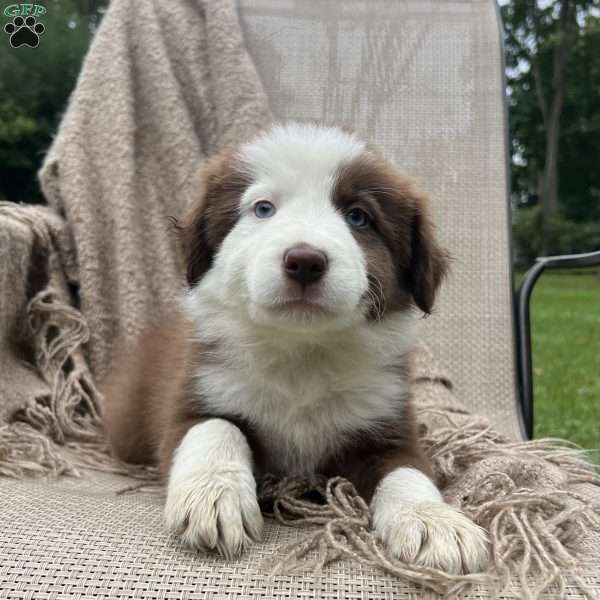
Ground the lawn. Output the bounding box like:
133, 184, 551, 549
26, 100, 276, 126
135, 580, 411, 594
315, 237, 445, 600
527, 268, 600, 462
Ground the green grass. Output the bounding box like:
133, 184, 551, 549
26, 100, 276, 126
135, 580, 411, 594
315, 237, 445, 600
527, 268, 600, 462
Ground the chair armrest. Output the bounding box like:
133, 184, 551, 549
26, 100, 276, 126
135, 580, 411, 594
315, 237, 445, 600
516, 250, 600, 439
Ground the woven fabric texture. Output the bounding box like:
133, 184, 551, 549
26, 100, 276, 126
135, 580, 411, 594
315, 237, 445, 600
238, 0, 523, 440
1, 472, 599, 599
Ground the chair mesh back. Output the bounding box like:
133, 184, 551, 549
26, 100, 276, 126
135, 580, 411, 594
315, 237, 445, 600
239, 0, 523, 440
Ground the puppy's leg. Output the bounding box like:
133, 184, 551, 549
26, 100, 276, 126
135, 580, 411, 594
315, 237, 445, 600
164, 418, 263, 559
368, 451, 489, 574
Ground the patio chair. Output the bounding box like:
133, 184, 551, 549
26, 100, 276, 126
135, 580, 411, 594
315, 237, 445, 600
1, 0, 598, 598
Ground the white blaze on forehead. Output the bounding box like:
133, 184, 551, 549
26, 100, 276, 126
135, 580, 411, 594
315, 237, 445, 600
237, 122, 367, 187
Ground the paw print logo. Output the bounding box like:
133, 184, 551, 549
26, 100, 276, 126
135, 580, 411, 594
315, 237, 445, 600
4, 15, 45, 48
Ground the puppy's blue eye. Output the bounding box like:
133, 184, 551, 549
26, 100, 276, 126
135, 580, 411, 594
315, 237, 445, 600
345, 208, 370, 229
254, 201, 276, 219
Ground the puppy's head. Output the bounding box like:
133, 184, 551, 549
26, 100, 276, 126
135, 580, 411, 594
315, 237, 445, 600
182, 123, 448, 332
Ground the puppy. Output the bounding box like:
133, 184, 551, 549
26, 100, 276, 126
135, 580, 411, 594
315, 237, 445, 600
103, 123, 489, 573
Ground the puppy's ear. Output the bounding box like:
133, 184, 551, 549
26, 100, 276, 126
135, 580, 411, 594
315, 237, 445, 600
181, 173, 212, 286
406, 201, 449, 315
181, 150, 248, 286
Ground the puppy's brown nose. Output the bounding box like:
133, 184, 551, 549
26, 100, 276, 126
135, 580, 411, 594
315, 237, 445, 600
283, 244, 328, 285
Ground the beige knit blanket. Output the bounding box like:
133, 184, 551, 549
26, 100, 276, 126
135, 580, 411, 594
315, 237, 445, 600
0, 1, 598, 598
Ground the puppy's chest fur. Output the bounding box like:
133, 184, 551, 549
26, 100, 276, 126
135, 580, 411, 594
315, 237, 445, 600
192, 336, 410, 476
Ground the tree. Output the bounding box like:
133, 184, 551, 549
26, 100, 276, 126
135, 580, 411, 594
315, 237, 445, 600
502, 0, 600, 247
538, 0, 577, 220
559, 13, 600, 222
0, 0, 107, 202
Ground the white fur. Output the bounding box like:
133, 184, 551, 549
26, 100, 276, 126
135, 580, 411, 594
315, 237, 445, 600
165, 419, 263, 559
237, 122, 367, 191
182, 122, 420, 475
186, 297, 418, 475
371, 467, 489, 573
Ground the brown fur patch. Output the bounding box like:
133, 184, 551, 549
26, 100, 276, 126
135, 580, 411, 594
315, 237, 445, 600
102, 313, 218, 477
332, 155, 449, 317
102, 313, 194, 467
323, 396, 434, 502
181, 149, 251, 285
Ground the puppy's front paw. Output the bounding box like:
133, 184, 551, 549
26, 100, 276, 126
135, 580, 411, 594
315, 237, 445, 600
165, 462, 263, 559
373, 501, 489, 574
165, 419, 263, 559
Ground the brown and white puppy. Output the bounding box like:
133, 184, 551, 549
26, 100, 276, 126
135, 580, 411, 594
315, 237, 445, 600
103, 123, 488, 573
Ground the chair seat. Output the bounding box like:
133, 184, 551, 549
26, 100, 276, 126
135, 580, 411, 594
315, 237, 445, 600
2, 471, 598, 599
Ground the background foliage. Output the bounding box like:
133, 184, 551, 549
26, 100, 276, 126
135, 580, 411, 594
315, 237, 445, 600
503, 0, 599, 455
502, 0, 600, 264
0, 0, 107, 202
